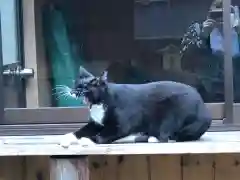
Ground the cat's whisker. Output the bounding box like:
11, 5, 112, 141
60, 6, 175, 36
52, 88, 66, 92
52, 85, 72, 92
53, 86, 70, 91
52, 88, 68, 94
52, 90, 69, 96
55, 90, 80, 100
53, 85, 72, 94
54, 90, 69, 99
57, 93, 68, 100
55, 95, 61, 100
53, 90, 67, 94
52, 84, 85, 101
55, 85, 69, 88
64, 91, 76, 100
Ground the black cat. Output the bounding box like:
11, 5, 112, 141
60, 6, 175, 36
62, 67, 212, 145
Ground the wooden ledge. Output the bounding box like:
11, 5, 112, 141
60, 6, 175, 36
1, 131, 240, 156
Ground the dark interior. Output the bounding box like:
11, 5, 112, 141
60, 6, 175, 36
41, 0, 240, 106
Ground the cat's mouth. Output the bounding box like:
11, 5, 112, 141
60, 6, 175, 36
70, 91, 93, 108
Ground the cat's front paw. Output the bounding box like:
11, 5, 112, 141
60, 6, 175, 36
78, 137, 96, 147
60, 133, 79, 148
148, 136, 159, 143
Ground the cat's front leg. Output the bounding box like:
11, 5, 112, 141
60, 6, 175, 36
60, 132, 79, 148
60, 120, 103, 148
95, 134, 125, 144
94, 127, 130, 144
60, 135, 96, 148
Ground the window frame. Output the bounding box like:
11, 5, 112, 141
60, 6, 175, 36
222, 0, 234, 124
0, 0, 238, 136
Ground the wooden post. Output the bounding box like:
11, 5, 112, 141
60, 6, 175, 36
50, 156, 89, 180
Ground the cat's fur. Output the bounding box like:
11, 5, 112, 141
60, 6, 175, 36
65, 68, 212, 145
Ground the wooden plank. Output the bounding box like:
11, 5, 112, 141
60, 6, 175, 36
0, 123, 87, 136
89, 156, 106, 180
0, 121, 235, 137
34, 0, 52, 107
2, 131, 240, 144
117, 155, 133, 180
0, 157, 24, 180
2, 103, 222, 124
215, 154, 240, 180
23, 0, 51, 108
1, 103, 226, 125
90, 155, 148, 180
150, 155, 181, 180
3, 107, 89, 124
25, 156, 50, 180
22, 0, 39, 107
208, 102, 240, 124
50, 157, 89, 180
103, 156, 118, 180
128, 155, 148, 180
233, 104, 240, 124
1, 131, 240, 155
182, 155, 214, 180
2, 140, 240, 156
206, 103, 224, 120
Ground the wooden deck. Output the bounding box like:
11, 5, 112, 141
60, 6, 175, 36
0, 131, 240, 156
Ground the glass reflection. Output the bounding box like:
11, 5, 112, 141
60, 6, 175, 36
39, 0, 229, 106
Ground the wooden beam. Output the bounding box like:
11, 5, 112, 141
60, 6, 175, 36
50, 157, 89, 180
22, 0, 39, 107
23, 0, 51, 107
0, 103, 223, 124
0, 103, 226, 124
1, 141, 240, 155
4, 102, 240, 125
205, 102, 240, 123
3, 107, 89, 124
0, 131, 240, 155
206, 103, 224, 120
0, 121, 233, 136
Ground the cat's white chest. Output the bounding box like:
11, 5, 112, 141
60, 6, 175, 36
60, 104, 104, 148
90, 104, 105, 125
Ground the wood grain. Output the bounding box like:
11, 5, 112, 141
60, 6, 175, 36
182, 155, 214, 180
215, 154, 240, 180
50, 157, 89, 180
150, 155, 181, 180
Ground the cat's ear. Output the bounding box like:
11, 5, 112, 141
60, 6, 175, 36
79, 66, 94, 79
100, 71, 108, 82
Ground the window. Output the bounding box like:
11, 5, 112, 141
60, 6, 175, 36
0, 0, 238, 135
0, 0, 25, 109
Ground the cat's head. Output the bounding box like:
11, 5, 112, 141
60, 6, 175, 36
71, 67, 108, 105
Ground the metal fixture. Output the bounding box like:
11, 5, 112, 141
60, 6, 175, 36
3, 65, 34, 79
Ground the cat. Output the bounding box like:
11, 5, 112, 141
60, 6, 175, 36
60, 67, 157, 147
60, 67, 212, 147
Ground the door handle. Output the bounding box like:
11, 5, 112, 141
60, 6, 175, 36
3, 66, 34, 79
